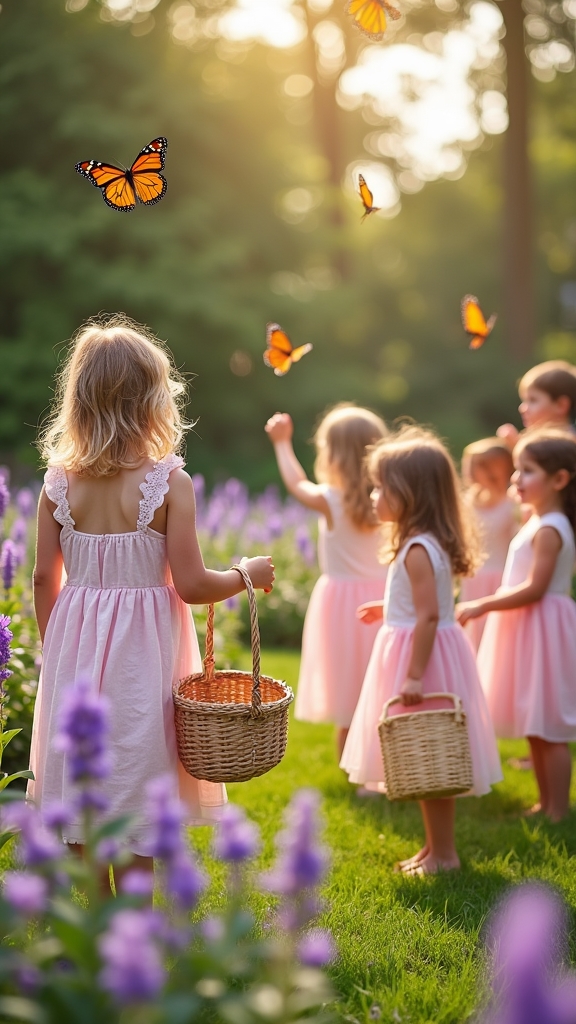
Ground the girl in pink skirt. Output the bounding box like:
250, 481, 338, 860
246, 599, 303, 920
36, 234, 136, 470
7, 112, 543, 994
457, 429, 576, 822
265, 404, 388, 758
341, 426, 502, 875
459, 438, 518, 650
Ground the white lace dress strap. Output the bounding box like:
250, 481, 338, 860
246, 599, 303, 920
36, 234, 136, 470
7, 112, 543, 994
137, 454, 185, 533
44, 466, 75, 530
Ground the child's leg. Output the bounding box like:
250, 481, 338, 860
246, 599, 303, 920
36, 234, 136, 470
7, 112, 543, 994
533, 738, 571, 822
527, 737, 549, 814
337, 727, 349, 760
402, 798, 459, 875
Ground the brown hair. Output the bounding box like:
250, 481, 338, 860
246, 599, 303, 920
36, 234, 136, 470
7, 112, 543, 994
368, 425, 481, 576
514, 428, 576, 538
519, 360, 576, 419
462, 437, 514, 492
38, 315, 190, 476
313, 403, 388, 530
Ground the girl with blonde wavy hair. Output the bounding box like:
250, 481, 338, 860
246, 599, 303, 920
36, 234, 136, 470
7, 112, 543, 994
31, 316, 275, 890
265, 403, 388, 759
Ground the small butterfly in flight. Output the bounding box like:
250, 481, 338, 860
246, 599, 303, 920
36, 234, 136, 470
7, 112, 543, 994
461, 295, 497, 350
358, 174, 381, 221
75, 137, 168, 212
347, 0, 401, 40
263, 323, 313, 376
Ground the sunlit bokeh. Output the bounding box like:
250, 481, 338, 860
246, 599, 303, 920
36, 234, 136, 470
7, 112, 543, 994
218, 0, 306, 48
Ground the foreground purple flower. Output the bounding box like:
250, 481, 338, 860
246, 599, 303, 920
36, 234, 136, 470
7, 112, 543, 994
99, 909, 165, 1005
53, 678, 110, 787
263, 790, 328, 898
4, 872, 48, 916
298, 929, 335, 967
3, 802, 61, 867
212, 804, 260, 863
144, 775, 184, 860
165, 851, 207, 910
0, 614, 13, 685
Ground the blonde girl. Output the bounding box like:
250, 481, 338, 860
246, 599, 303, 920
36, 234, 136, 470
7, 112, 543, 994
460, 438, 518, 650
458, 430, 576, 822
341, 426, 502, 875
265, 404, 388, 758
30, 316, 274, 883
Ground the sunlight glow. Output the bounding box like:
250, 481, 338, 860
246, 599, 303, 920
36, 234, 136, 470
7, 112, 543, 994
218, 0, 306, 48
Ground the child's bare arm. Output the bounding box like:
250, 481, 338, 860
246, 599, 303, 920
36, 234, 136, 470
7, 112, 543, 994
33, 488, 65, 643
265, 413, 332, 524
357, 601, 384, 624
456, 526, 560, 624
401, 545, 439, 705
166, 471, 275, 604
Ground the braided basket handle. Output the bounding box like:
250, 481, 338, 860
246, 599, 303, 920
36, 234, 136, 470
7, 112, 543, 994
380, 692, 464, 725
203, 565, 263, 719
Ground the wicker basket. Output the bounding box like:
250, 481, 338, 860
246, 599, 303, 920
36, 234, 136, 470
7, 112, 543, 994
174, 564, 294, 783
378, 692, 473, 801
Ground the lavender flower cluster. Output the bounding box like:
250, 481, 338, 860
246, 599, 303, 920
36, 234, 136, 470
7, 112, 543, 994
0, 470, 36, 593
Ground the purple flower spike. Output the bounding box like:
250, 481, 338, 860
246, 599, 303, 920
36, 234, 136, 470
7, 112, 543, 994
121, 870, 155, 898
41, 802, 70, 833
0, 614, 13, 687
1, 540, 17, 591
4, 872, 48, 916
212, 804, 260, 863
99, 909, 165, 1005
296, 525, 316, 567
263, 790, 328, 897
165, 851, 207, 910
3, 802, 61, 867
10, 517, 27, 546
16, 488, 35, 519
0, 477, 9, 520
53, 678, 110, 787
144, 775, 185, 861
298, 928, 335, 968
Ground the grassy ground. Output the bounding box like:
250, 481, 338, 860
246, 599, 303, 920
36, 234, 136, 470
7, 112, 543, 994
190, 648, 576, 1024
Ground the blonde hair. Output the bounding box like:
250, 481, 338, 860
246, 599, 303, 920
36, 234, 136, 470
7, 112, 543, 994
462, 437, 514, 491
38, 315, 190, 476
368, 425, 481, 576
313, 403, 388, 530
519, 360, 576, 418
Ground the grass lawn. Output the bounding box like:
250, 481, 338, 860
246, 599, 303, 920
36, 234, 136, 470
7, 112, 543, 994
191, 648, 576, 1024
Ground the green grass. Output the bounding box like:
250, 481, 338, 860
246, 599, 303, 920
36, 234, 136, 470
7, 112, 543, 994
191, 648, 576, 1024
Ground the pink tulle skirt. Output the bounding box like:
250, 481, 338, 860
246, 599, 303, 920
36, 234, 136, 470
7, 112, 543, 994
295, 574, 385, 728
459, 569, 503, 651
478, 594, 576, 741
340, 622, 502, 796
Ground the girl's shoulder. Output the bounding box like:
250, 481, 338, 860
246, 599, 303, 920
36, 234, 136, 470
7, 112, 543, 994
536, 511, 574, 548
398, 532, 446, 568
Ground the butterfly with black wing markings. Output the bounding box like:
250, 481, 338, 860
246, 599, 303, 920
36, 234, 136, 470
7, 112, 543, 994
461, 295, 497, 350
75, 137, 168, 212
347, 0, 401, 41
358, 174, 381, 221
263, 323, 313, 376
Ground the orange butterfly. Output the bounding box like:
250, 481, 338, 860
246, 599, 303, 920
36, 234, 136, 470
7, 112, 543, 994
461, 295, 497, 350
347, 0, 401, 40
358, 174, 381, 221
75, 137, 168, 212
263, 323, 313, 376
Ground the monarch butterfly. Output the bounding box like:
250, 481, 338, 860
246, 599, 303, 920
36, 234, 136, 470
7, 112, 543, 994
461, 295, 497, 350
358, 174, 381, 221
75, 137, 168, 212
263, 323, 313, 376
347, 0, 401, 40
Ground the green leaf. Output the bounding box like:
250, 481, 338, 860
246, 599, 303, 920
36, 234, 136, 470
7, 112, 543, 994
0, 828, 17, 852
0, 769, 34, 790
1, 728, 22, 749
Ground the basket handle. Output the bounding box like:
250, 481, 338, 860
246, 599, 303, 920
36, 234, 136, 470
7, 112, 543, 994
203, 564, 263, 719
381, 692, 464, 724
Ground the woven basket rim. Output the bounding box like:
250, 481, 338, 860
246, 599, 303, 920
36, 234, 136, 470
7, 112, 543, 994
174, 670, 294, 713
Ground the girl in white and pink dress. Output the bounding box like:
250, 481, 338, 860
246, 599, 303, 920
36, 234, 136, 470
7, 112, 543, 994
265, 404, 388, 758
341, 426, 502, 876
457, 429, 576, 822
459, 438, 518, 650
30, 317, 275, 886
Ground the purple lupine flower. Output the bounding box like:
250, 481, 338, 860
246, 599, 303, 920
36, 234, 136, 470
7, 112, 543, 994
0, 614, 12, 685
144, 775, 184, 860
225, 594, 240, 612
262, 790, 328, 898
3, 802, 61, 867
267, 513, 284, 540
121, 870, 155, 898
16, 488, 35, 519
4, 872, 48, 916
201, 915, 226, 942
298, 929, 336, 967
41, 802, 70, 833
165, 851, 206, 910
96, 838, 123, 863
10, 517, 27, 546
0, 476, 9, 520
212, 804, 260, 863
99, 909, 165, 1005
1, 540, 17, 591
296, 525, 316, 566
14, 960, 41, 995
53, 678, 110, 787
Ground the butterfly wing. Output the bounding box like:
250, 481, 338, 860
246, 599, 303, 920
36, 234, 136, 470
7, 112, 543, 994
358, 174, 374, 213
131, 137, 168, 206
76, 159, 136, 212
347, 0, 387, 40
461, 295, 496, 350
289, 343, 313, 365
264, 348, 294, 376
264, 323, 312, 376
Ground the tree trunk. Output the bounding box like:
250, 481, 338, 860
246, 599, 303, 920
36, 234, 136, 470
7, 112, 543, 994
500, 0, 535, 359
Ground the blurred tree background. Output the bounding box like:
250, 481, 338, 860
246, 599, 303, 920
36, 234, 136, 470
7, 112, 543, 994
1, 0, 576, 486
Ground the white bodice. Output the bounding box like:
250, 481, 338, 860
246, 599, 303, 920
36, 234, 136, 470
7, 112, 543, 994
44, 455, 184, 590
469, 496, 518, 572
384, 533, 455, 627
501, 511, 576, 595
317, 486, 388, 581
